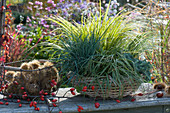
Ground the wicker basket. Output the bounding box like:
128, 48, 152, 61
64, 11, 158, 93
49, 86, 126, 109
73, 76, 140, 99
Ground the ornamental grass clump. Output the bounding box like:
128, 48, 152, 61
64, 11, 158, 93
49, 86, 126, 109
45, 0, 153, 99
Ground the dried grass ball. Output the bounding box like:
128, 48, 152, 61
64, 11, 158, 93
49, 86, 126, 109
43, 61, 60, 82
20, 62, 33, 70
26, 81, 39, 96
6, 83, 18, 94
28, 60, 40, 69
13, 72, 25, 85
165, 86, 170, 95
153, 83, 167, 91
5, 71, 15, 82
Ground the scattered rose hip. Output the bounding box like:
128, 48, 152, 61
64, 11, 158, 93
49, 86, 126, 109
5, 102, 9, 105
70, 88, 75, 92
131, 98, 136, 102
138, 93, 143, 96
95, 102, 100, 108
78, 106, 84, 110
156, 92, 163, 98
17, 99, 20, 103
91, 86, 95, 90
116, 100, 121, 103
71, 91, 75, 95
52, 103, 57, 107
77, 108, 81, 112
19, 104, 22, 107
52, 99, 57, 102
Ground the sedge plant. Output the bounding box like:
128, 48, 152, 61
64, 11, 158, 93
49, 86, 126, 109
43, 0, 153, 99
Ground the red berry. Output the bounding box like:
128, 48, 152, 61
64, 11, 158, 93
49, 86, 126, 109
34, 101, 37, 105
39, 90, 44, 95
70, 88, 75, 92
14, 81, 19, 85
52, 99, 57, 102
17, 99, 20, 103
77, 108, 81, 112
8, 95, 12, 98
83, 86, 87, 89
59, 111, 62, 113
19, 104, 22, 107
27, 98, 30, 102
52, 103, 57, 107
34, 107, 38, 111
50, 83, 54, 87
78, 106, 84, 110
3, 98, 7, 101
5, 85, 8, 89
22, 95, 25, 99
30, 102, 33, 107
138, 93, 143, 96
21, 87, 24, 90
36, 107, 40, 111
53, 82, 57, 85
82, 89, 87, 92
23, 92, 27, 95
91, 86, 95, 90
0, 102, 3, 104
95, 102, 100, 108
156, 92, 163, 98
41, 95, 44, 98
51, 79, 55, 83
1, 86, 4, 89
71, 91, 75, 95
24, 94, 27, 97
44, 92, 48, 95
5, 102, 9, 105
116, 100, 121, 103
51, 92, 55, 96
131, 98, 136, 102
41, 97, 44, 101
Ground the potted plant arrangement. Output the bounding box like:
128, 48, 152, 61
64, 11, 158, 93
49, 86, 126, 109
43, 1, 153, 99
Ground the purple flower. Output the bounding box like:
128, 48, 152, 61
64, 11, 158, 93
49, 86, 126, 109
35, 1, 39, 5
47, 0, 53, 4
29, 38, 33, 42
17, 24, 22, 29
59, 0, 64, 3
39, 7, 43, 10
27, 6, 32, 11
28, 2, 33, 5
34, 5, 38, 8
44, 24, 49, 28
28, 24, 32, 27
53, 4, 56, 7
45, 7, 51, 11
26, 16, 31, 22
35, 13, 40, 16
39, 2, 43, 6
32, 16, 35, 20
